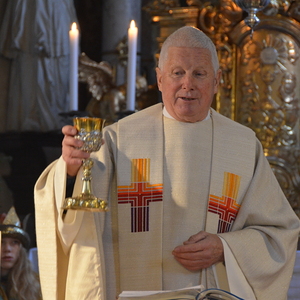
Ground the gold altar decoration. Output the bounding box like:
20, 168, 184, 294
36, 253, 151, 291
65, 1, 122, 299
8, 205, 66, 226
145, 0, 300, 217
63, 117, 108, 212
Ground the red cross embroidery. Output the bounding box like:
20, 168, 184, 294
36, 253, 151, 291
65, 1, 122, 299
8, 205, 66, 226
208, 172, 241, 233
118, 182, 163, 232
208, 195, 240, 233
118, 158, 163, 233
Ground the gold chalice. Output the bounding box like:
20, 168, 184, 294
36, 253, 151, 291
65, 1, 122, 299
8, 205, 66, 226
63, 117, 108, 211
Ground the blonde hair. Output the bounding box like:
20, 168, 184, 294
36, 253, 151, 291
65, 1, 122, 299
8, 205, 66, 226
158, 26, 219, 73
7, 246, 42, 300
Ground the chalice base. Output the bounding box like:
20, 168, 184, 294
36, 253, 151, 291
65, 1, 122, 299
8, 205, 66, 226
63, 193, 108, 212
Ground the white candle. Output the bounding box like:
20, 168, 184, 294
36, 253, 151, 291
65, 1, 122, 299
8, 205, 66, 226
126, 20, 138, 111
69, 22, 79, 111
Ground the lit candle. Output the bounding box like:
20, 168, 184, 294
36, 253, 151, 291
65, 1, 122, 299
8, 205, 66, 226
126, 20, 138, 111
69, 22, 79, 111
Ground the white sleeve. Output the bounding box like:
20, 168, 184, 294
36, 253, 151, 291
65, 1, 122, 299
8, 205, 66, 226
54, 156, 84, 254
219, 237, 256, 300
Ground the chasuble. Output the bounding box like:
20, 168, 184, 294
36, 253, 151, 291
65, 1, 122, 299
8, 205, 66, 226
35, 103, 300, 300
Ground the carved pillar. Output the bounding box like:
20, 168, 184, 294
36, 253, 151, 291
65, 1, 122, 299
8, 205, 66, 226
101, 0, 142, 85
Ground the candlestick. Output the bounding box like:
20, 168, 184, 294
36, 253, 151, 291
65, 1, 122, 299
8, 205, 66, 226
126, 20, 138, 112
69, 22, 79, 111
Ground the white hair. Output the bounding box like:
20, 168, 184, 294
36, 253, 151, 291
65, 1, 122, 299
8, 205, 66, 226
158, 26, 219, 73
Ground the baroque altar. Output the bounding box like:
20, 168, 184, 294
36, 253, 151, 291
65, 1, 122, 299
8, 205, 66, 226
144, 0, 300, 217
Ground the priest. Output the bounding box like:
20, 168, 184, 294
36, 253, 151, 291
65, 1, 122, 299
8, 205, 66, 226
34, 26, 300, 300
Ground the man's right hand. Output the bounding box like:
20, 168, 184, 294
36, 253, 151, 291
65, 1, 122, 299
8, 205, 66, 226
62, 125, 90, 177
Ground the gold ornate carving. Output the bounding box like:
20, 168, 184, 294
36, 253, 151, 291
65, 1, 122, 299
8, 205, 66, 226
237, 32, 299, 149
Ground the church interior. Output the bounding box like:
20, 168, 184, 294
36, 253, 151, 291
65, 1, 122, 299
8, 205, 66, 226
0, 0, 300, 297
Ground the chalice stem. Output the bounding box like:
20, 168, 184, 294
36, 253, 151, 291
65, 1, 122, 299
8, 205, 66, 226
81, 158, 93, 195
82, 179, 92, 195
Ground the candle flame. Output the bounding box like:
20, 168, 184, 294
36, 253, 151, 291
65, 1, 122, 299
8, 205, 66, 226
71, 22, 77, 31
130, 20, 136, 29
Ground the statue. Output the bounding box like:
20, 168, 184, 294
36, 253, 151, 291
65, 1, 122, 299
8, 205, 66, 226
79, 53, 160, 123
79, 53, 126, 125
0, 0, 77, 132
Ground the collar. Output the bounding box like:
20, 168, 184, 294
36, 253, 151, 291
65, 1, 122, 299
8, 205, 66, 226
163, 106, 211, 121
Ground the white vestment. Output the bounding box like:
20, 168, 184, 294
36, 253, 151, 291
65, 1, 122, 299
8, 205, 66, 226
34, 103, 300, 300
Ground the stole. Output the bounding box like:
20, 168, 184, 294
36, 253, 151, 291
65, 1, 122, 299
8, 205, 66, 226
204, 109, 256, 292
116, 104, 164, 291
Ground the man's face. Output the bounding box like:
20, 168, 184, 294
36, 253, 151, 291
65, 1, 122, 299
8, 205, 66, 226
156, 47, 221, 123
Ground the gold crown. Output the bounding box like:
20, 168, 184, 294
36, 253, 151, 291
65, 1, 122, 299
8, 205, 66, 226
0, 207, 30, 249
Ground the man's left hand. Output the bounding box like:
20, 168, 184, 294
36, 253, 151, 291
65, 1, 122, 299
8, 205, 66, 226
172, 231, 224, 271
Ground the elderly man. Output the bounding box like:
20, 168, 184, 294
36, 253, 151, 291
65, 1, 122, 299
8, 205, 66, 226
35, 26, 300, 300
